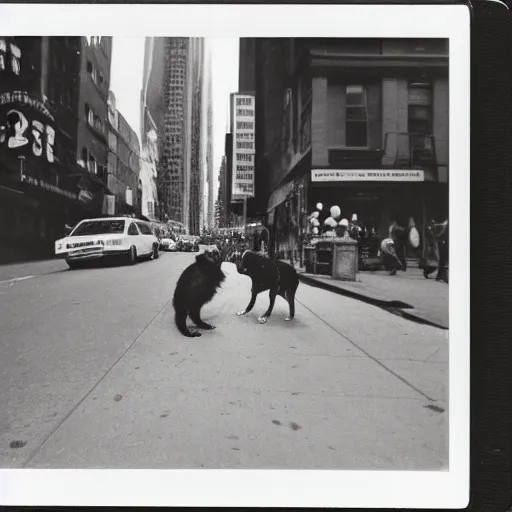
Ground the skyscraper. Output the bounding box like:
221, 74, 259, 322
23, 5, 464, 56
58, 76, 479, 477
205, 43, 215, 230
140, 37, 165, 220
142, 37, 211, 234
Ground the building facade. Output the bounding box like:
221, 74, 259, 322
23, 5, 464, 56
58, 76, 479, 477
76, 37, 112, 190
240, 38, 449, 258
146, 37, 210, 235
107, 91, 141, 216
216, 155, 227, 228
0, 36, 112, 263
140, 36, 165, 221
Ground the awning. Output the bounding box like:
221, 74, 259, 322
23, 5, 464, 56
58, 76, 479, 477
267, 180, 295, 213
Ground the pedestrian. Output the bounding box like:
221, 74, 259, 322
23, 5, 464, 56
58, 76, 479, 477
424, 219, 448, 282
380, 237, 403, 276
390, 221, 407, 271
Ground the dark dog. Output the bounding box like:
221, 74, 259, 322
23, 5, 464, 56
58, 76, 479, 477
173, 249, 225, 337
228, 250, 299, 324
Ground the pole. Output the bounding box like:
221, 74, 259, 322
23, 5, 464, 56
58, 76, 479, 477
243, 196, 247, 236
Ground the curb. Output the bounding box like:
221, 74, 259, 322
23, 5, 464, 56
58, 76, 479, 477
298, 273, 448, 330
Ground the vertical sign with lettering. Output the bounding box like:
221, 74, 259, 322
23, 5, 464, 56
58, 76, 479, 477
231, 93, 255, 201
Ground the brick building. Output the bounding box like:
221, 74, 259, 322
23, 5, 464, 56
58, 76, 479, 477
240, 38, 449, 259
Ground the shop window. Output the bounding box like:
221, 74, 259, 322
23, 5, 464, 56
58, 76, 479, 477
345, 85, 368, 147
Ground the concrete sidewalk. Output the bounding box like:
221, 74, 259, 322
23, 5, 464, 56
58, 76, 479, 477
292, 264, 448, 330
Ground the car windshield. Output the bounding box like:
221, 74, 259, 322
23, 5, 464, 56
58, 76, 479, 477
71, 220, 125, 236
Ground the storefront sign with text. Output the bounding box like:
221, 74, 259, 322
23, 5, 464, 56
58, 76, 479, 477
311, 169, 425, 182
21, 174, 78, 201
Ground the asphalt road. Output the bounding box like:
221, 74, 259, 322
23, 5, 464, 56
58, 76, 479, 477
0, 252, 448, 470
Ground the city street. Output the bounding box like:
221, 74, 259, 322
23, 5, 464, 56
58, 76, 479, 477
0, 252, 448, 470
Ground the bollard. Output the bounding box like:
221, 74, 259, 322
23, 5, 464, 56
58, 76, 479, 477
332, 238, 358, 281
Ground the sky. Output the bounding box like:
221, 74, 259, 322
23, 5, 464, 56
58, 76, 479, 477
110, 37, 240, 192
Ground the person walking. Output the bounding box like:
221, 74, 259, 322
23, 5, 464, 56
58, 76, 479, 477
380, 236, 403, 276
423, 219, 448, 283
390, 222, 407, 271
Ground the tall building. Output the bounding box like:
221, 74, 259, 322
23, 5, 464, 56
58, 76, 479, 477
144, 37, 210, 235
0, 36, 113, 263
238, 38, 256, 93
239, 38, 449, 259
76, 36, 113, 209
205, 43, 215, 230
216, 155, 227, 228
140, 37, 165, 221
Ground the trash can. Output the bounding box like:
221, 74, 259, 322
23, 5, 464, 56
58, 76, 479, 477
332, 237, 358, 281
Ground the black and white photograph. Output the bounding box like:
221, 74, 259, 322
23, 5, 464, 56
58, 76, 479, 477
0, 4, 469, 509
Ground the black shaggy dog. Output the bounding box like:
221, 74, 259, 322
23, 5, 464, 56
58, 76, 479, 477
228, 250, 299, 324
173, 248, 225, 338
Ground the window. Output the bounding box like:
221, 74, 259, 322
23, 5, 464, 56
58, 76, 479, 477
345, 85, 368, 147
88, 154, 97, 175
137, 222, 153, 235
85, 103, 94, 125
128, 223, 139, 236
9, 43, 20, 75
408, 82, 432, 138
0, 40, 20, 75
72, 220, 125, 236
0, 39, 6, 71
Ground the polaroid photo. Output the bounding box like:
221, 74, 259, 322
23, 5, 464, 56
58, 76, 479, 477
0, 3, 469, 509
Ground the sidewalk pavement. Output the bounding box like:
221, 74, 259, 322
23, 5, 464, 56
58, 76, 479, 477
291, 263, 448, 330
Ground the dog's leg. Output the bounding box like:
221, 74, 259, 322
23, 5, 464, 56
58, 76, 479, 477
285, 291, 296, 321
175, 304, 201, 338
189, 307, 216, 330
258, 288, 278, 324
237, 289, 257, 316
285, 280, 299, 321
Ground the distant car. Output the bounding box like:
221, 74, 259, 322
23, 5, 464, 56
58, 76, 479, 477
160, 236, 177, 252
178, 236, 196, 252
54, 217, 160, 269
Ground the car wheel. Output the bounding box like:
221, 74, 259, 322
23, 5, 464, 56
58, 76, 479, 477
66, 259, 80, 270
127, 246, 137, 265
152, 244, 160, 260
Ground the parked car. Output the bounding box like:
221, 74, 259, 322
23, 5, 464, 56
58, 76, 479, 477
54, 217, 160, 269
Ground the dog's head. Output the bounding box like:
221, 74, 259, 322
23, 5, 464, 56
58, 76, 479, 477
196, 247, 223, 267
227, 248, 252, 275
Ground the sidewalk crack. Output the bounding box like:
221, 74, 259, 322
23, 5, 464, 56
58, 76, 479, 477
296, 298, 436, 402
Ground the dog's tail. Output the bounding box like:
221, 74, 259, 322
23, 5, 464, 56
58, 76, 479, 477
174, 300, 194, 338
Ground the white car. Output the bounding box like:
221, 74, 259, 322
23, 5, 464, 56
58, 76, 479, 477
160, 237, 177, 252
55, 217, 160, 269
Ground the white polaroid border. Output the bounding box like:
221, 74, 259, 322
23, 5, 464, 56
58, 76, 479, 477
0, 4, 470, 509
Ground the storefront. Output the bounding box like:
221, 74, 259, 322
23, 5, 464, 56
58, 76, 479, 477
307, 168, 448, 258
0, 166, 108, 264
